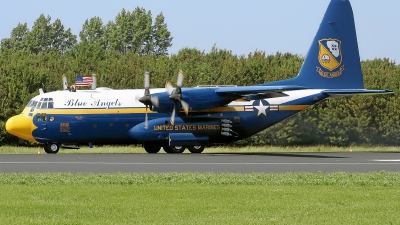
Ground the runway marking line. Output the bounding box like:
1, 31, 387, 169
1, 162, 400, 165
373, 159, 400, 162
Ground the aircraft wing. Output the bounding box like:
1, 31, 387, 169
215, 85, 308, 98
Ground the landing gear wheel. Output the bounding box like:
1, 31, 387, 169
143, 144, 161, 154
163, 145, 185, 154
188, 145, 205, 153
44, 143, 60, 154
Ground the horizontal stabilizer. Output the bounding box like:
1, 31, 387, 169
322, 89, 394, 97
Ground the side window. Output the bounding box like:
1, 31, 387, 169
28, 108, 35, 117
48, 98, 54, 108
36, 113, 47, 122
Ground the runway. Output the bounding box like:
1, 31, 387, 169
1, 152, 400, 173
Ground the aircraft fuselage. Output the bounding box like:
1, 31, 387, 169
7, 87, 325, 149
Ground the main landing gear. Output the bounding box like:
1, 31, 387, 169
187, 145, 205, 153
142, 144, 205, 154
143, 144, 161, 153
163, 145, 185, 153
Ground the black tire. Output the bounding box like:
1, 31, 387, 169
143, 144, 161, 154
44, 143, 60, 154
163, 145, 185, 154
188, 145, 205, 153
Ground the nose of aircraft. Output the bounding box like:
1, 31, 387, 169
6, 114, 36, 142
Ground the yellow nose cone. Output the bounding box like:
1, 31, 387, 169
6, 115, 37, 142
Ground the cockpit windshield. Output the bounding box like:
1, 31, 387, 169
26, 98, 54, 117
26, 100, 38, 108
36, 98, 54, 109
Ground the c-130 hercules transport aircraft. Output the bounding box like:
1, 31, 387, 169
5, 0, 394, 154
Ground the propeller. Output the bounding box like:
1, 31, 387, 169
166, 70, 189, 125
138, 72, 159, 129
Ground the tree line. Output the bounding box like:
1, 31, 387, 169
0, 8, 399, 147
1, 7, 172, 57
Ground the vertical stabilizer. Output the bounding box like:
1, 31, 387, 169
267, 0, 364, 89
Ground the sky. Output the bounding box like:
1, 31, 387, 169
0, 0, 399, 62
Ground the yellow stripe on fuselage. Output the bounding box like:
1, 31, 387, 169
32, 105, 310, 115
278, 105, 310, 110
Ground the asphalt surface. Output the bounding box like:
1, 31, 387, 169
1, 152, 400, 173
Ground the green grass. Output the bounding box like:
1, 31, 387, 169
1, 146, 399, 224
0, 145, 399, 154
0, 173, 400, 224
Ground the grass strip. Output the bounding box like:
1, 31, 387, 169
1, 172, 400, 186
0, 172, 399, 224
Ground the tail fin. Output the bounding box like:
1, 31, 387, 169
268, 0, 364, 89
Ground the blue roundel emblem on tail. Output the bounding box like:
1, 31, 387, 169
252, 99, 270, 118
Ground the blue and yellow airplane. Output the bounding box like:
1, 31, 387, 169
5, 0, 394, 153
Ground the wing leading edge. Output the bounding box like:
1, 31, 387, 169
215, 85, 308, 98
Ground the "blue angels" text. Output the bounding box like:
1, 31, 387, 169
64, 99, 122, 108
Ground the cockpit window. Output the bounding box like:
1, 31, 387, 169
41, 102, 48, 109
26, 100, 38, 107
35, 98, 54, 109
27, 100, 39, 117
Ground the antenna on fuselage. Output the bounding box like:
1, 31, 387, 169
91, 74, 97, 90
62, 74, 68, 90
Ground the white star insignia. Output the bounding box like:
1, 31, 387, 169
254, 101, 269, 116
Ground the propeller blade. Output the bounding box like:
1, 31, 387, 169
144, 72, 150, 97
180, 100, 189, 115
170, 107, 176, 125
165, 81, 174, 95
138, 71, 158, 109
144, 109, 148, 129
144, 72, 150, 89
151, 96, 159, 107
177, 70, 184, 87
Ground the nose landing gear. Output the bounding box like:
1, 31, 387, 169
43, 143, 60, 154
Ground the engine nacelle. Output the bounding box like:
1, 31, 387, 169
150, 87, 234, 113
